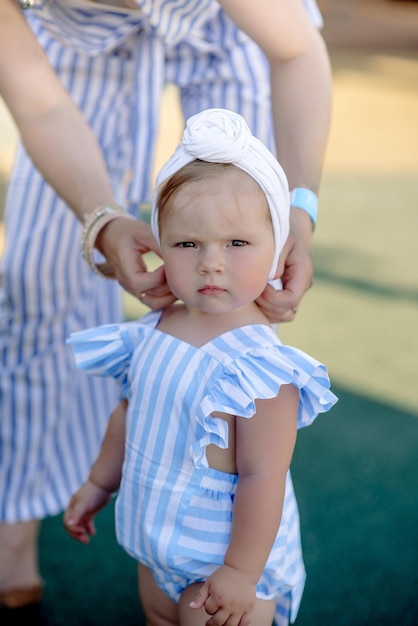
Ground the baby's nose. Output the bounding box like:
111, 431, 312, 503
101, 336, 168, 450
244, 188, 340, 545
198, 246, 224, 274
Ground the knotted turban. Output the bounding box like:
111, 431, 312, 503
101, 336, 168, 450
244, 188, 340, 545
151, 108, 290, 280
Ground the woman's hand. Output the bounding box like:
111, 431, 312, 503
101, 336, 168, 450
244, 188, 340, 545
96, 217, 176, 309
256, 208, 313, 322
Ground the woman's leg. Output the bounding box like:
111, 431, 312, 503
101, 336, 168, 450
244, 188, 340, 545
0, 521, 41, 594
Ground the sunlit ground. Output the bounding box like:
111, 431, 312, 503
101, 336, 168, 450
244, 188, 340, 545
281, 50, 418, 414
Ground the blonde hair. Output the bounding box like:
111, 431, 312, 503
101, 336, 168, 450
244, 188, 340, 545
156, 159, 269, 233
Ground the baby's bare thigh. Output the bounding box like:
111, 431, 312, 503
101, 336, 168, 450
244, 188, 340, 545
137, 563, 179, 626
178, 583, 275, 626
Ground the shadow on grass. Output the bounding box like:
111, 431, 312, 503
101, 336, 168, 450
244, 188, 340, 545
39, 385, 418, 625
314, 256, 418, 304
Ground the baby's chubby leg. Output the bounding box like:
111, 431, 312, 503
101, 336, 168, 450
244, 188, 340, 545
137, 562, 276, 626
179, 582, 276, 626
137, 563, 179, 626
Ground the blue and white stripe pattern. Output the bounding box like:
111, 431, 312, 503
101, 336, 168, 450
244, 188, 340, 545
28, 0, 221, 55
68, 310, 337, 625
0, 0, 324, 528
0, 1, 275, 524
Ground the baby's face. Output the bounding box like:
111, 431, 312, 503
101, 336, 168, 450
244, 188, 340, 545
159, 168, 275, 315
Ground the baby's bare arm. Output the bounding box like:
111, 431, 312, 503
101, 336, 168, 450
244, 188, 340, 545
63, 401, 127, 543
190, 384, 299, 625
89, 399, 127, 493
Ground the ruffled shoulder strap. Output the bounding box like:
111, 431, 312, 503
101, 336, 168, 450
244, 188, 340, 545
66, 311, 161, 396
191, 328, 337, 468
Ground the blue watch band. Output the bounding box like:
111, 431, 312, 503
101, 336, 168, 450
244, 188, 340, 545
289, 188, 318, 226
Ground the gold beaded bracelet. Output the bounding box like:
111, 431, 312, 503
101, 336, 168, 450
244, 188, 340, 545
80, 204, 135, 279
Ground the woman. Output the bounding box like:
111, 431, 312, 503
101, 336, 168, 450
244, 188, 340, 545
0, 0, 332, 620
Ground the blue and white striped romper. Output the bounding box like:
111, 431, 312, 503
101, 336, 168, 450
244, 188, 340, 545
0, 0, 324, 523
68, 309, 337, 626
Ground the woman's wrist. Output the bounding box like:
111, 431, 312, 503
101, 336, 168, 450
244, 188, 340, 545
289, 187, 318, 228
289, 204, 315, 245
80, 204, 135, 278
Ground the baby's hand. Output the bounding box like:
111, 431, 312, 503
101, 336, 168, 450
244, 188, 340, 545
189, 564, 256, 626
63, 480, 112, 544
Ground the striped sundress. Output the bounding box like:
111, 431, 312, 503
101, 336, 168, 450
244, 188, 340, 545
68, 309, 337, 626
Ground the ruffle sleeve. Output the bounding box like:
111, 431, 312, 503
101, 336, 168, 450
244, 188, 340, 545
66, 322, 141, 399
191, 344, 338, 468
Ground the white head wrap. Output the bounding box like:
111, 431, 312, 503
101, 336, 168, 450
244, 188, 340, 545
151, 108, 290, 280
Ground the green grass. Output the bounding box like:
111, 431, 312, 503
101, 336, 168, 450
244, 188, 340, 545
39, 384, 418, 625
